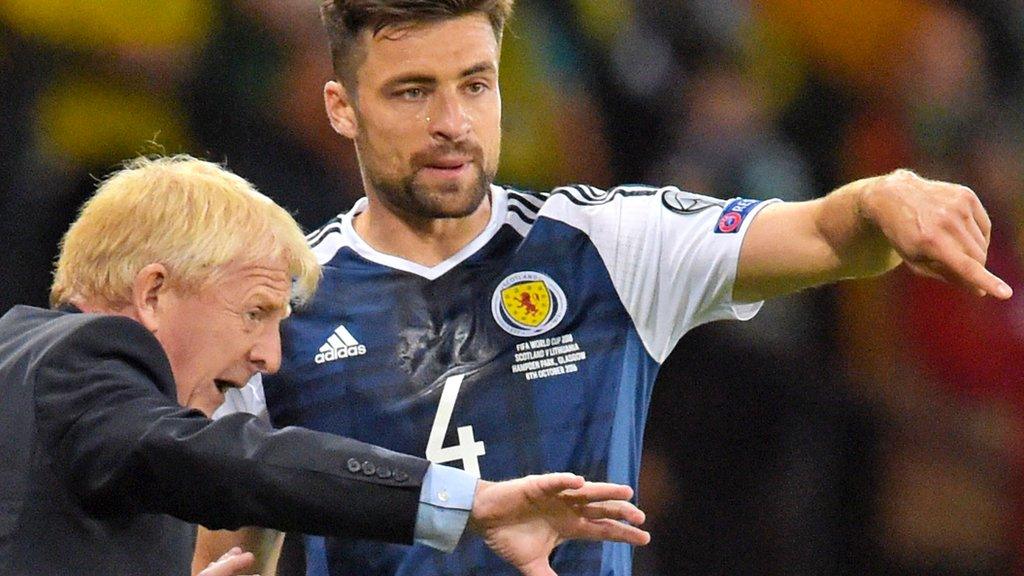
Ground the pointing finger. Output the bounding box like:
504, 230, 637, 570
932, 252, 1012, 299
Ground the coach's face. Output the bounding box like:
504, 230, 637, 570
141, 256, 292, 417
325, 13, 501, 219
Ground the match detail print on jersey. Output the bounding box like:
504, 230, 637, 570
510, 333, 589, 381
491, 271, 567, 337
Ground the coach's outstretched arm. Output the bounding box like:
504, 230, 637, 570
193, 474, 649, 576
194, 478, 646, 576
733, 169, 1013, 302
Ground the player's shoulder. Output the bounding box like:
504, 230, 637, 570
547, 183, 730, 210
502, 185, 550, 213
306, 212, 345, 247
499, 183, 730, 237
549, 183, 663, 206
498, 182, 669, 213
529, 183, 731, 221
305, 210, 353, 266
494, 184, 548, 234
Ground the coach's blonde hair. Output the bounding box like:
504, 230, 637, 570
50, 155, 320, 308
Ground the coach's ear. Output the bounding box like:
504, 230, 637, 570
325, 80, 358, 139
132, 263, 170, 334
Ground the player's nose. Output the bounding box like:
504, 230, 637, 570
427, 90, 471, 142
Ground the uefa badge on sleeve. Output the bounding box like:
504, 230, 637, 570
714, 198, 762, 233
491, 271, 567, 337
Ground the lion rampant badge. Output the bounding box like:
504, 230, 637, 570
491, 271, 566, 337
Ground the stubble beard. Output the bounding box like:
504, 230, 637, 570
371, 163, 492, 219
358, 135, 496, 220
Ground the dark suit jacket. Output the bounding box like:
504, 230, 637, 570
0, 305, 430, 575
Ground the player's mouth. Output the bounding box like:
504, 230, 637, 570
420, 157, 472, 178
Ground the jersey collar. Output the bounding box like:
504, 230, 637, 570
338, 184, 508, 280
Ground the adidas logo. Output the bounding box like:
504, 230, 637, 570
314, 324, 367, 364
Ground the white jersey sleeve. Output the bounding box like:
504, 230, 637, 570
212, 373, 270, 421
539, 185, 777, 363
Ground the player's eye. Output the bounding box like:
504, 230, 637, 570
465, 81, 489, 95
396, 87, 426, 101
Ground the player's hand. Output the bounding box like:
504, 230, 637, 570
196, 546, 258, 576
859, 169, 1012, 299
467, 473, 650, 576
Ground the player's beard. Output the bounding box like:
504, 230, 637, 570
360, 139, 495, 220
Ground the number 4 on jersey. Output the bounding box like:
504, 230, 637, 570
425, 374, 486, 477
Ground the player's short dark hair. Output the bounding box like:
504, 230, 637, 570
320, 0, 514, 87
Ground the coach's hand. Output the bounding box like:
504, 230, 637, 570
196, 546, 257, 576
468, 473, 650, 576
859, 169, 1012, 299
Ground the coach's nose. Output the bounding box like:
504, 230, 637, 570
250, 323, 283, 375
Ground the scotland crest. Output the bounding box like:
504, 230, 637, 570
491, 271, 567, 337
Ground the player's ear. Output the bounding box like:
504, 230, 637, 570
325, 80, 358, 139
131, 263, 169, 334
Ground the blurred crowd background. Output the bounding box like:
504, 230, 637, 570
3, 1, 1024, 574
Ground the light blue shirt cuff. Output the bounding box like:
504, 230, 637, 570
414, 464, 478, 552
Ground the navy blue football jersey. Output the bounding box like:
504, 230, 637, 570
229, 185, 771, 575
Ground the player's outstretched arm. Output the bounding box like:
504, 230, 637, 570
467, 473, 650, 576
734, 169, 1013, 302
